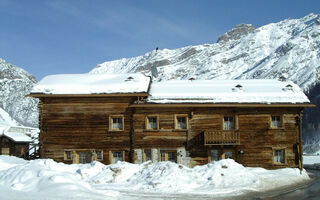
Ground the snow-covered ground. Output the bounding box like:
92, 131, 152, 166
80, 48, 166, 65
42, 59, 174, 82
304, 155, 320, 165
0, 156, 310, 200
304, 150, 320, 165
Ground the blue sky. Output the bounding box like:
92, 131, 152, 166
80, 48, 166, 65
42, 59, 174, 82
0, 0, 320, 80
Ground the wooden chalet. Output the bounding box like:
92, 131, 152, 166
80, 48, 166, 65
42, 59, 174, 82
0, 126, 34, 158
29, 73, 313, 169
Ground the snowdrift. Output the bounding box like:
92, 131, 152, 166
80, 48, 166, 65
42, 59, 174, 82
0, 156, 310, 200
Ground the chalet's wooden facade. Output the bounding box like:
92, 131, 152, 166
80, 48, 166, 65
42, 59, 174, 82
0, 136, 29, 157
0, 126, 34, 158
29, 74, 313, 169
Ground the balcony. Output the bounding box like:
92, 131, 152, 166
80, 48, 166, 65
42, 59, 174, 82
204, 130, 240, 145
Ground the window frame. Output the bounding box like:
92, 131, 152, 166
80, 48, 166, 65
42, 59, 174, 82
143, 149, 152, 162
109, 115, 124, 131
64, 149, 104, 163
109, 150, 125, 164
222, 115, 237, 131
272, 148, 286, 165
64, 150, 72, 160
174, 114, 188, 130
96, 150, 103, 161
78, 151, 89, 164
159, 149, 177, 163
270, 115, 283, 129
145, 115, 159, 130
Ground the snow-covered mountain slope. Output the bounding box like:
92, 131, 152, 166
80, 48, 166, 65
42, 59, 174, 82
0, 107, 19, 126
0, 58, 38, 127
91, 13, 320, 149
91, 13, 320, 92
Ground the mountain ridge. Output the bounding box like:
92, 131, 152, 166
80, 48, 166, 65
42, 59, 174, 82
90, 13, 320, 150
1, 13, 319, 152
0, 58, 38, 127
91, 13, 320, 92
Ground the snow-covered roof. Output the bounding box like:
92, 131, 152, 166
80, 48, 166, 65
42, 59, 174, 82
3, 132, 32, 143
147, 79, 310, 104
0, 125, 33, 143
31, 73, 151, 95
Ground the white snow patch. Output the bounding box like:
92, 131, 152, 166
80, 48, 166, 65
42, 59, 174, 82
148, 79, 309, 104
0, 125, 34, 143
0, 156, 310, 199
31, 73, 151, 95
303, 155, 320, 165
2, 131, 32, 142
0, 108, 19, 126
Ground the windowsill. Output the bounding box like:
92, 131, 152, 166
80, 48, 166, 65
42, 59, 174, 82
143, 129, 160, 132
143, 129, 188, 132
108, 130, 124, 132
269, 127, 285, 130
173, 129, 188, 132
273, 162, 287, 166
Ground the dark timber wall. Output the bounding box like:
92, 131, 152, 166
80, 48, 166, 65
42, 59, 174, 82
38, 95, 303, 169
132, 107, 302, 169
0, 136, 29, 157
39, 96, 136, 164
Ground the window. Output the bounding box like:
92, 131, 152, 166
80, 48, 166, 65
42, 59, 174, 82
109, 116, 124, 131
146, 116, 159, 130
160, 150, 177, 163
112, 151, 124, 163
274, 149, 285, 164
167, 151, 176, 162
160, 150, 166, 161
223, 116, 234, 130
96, 150, 103, 160
224, 151, 233, 159
271, 116, 282, 128
76, 151, 94, 164
144, 149, 152, 162
64, 150, 103, 162
65, 150, 72, 160
175, 115, 188, 130
78, 152, 88, 164
220, 149, 235, 160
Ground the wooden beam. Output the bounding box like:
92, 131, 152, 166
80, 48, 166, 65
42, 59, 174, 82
130, 103, 315, 108
27, 93, 149, 98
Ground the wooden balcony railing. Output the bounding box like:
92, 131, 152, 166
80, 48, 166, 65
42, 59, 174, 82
204, 130, 240, 145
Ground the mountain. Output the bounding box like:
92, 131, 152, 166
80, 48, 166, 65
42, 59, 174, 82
0, 107, 19, 126
0, 58, 38, 127
91, 13, 320, 151
91, 13, 320, 91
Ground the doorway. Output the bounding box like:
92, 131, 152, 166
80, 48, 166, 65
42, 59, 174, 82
221, 149, 236, 160
208, 148, 236, 162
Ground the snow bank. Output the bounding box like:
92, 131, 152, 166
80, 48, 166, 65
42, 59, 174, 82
0, 156, 310, 199
148, 79, 309, 104
85, 159, 309, 195
0, 156, 119, 200
31, 73, 151, 95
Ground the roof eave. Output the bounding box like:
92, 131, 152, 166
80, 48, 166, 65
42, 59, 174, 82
130, 103, 315, 108
27, 92, 150, 98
